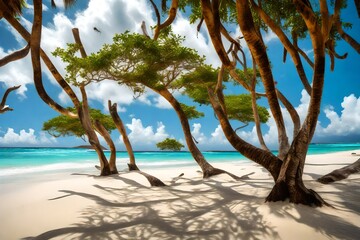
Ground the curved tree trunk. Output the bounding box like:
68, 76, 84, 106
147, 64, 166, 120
108, 100, 139, 171
236, 0, 290, 160
249, 60, 270, 152
250, 0, 312, 95
78, 87, 111, 176
157, 88, 241, 179
94, 120, 118, 174
251, 89, 270, 151
276, 90, 301, 138
30, 0, 71, 117
208, 87, 282, 180
108, 100, 166, 186
265, 0, 329, 206
0, 3, 80, 113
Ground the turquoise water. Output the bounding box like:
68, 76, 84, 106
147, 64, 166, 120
0, 143, 359, 177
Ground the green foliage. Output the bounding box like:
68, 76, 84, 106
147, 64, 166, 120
180, 65, 269, 123
53, 30, 204, 93
180, 103, 204, 119
225, 94, 269, 123
178, 65, 220, 105
42, 107, 115, 139
156, 138, 184, 151
179, 0, 237, 24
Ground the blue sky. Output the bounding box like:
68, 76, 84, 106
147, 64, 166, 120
0, 0, 360, 151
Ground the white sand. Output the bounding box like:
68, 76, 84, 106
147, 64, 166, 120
0, 150, 359, 239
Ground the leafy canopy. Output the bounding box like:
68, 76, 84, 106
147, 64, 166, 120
179, 65, 269, 123
156, 138, 185, 151
53, 29, 204, 93
42, 107, 115, 139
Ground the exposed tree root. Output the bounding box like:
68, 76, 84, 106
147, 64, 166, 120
265, 181, 289, 202
202, 167, 247, 180
318, 158, 360, 184
266, 180, 330, 207
127, 163, 140, 171
99, 166, 112, 177
135, 171, 167, 187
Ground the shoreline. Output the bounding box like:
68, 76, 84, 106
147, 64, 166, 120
0, 150, 359, 239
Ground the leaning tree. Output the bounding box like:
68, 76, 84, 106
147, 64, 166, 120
173, 0, 359, 206
0, 0, 118, 175
53, 30, 247, 180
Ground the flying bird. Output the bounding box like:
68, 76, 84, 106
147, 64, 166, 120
93, 27, 101, 33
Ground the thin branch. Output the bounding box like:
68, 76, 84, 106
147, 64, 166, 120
152, 0, 179, 40
0, 1, 80, 112
0, 44, 30, 67
141, 21, 151, 38
334, 0, 360, 54
0, 85, 20, 113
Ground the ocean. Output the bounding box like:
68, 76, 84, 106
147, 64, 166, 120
0, 143, 359, 179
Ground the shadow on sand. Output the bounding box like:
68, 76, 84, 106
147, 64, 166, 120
22, 171, 359, 240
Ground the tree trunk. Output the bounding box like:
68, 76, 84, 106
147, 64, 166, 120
108, 101, 166, 186
0, 3, 80, 113
250, 0, 312, 95
266, 145, 328, 207
262, 0, 330, 206
78, 87, 111, 176
157, 88, 241, 179
207, 87, 282, 180
108, 100, 139, 171
236, 0, 290, 159
94, 120, 118, 174
276, 90, 301, 138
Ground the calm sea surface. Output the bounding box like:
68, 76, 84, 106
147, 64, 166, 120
0, 143, 359, 178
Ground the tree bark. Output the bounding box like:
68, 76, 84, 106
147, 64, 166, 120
207, 87, 282, 180
94, 120, 118, 174
30, 0, 70, 117
108, 101, 166, 186
250, 0, 312, 95
236, 0, 290, 159
265, 0, 329, 206
108, 100, 139, 171
157, 87, 240, 179
318, 158, 360, 184
0, 44, 30, 67
151, 0, 179, 40
0, 2, 80, 113
78, 87, 111, 176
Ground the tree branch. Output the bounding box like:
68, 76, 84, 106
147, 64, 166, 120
0, 44, 30, 67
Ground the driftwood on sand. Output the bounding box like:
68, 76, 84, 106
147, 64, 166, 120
317, 158, 360, 184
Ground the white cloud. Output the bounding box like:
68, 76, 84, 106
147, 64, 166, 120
0, 48, 32, 97
236, 91, 360, 149
153, 95, 172, 109
191, 123, 207, 143
189, 123, 233, 150
172, 14, 222, 67
0, 128, 57, 146
316, 94, 360, 137
124, 118, 169, 145
263, 29, 277, 43
209, 124, 229, 145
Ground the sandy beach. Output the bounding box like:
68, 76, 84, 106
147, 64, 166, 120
0, 150, 359, 240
